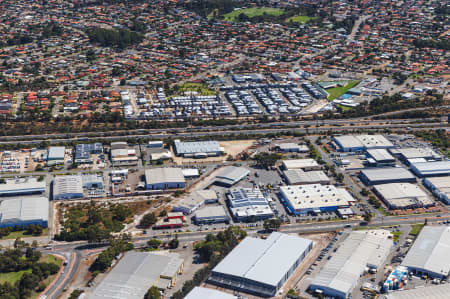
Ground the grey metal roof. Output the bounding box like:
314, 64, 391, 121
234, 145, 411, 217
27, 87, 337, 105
394, 147, 441, 160
310, 230, 393, 298
53, 175, 83, 198
47, 146, 65, 159
212, 232, 313, 288
144, 168, 185, 185
385, 283, 450, 299
284, 169, 330, 185
401, 226, 450, 277
195, 206, 228, 219
185, 287, 238, 299
174, 140, 221, 154
0, 178, 45, 195
0, 196, 48, 225
90, 251, 183, 299
214, 166, 250, 186
411, 161, 450, 177
360, 167, 416, 182
366, 149, 395, 162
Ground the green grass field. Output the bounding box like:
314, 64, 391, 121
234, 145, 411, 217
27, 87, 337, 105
168, 82, 216, 97
286, 15, 317, 24
409, 224, 424, 236
325, 80, 360, 100
223, 7, 284, 22
0, 254, 61, 286
0, 228, 48, 240
0, 269, 32, 284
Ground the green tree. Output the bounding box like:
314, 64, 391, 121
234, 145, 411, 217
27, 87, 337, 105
139, 213, 157, 228
144, 286, 160, 299
263, 218, 281, 232
169, 237, 179, 249
147, 239, 162, 249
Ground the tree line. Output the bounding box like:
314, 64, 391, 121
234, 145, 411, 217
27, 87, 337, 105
85, 27, 143, 49
171, 226, 247, 299
0, 246, 60, 298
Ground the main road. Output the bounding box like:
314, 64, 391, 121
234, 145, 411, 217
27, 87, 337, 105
41, 211, 450, 298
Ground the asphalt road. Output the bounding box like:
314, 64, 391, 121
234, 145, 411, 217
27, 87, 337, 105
40, 211, 450, 299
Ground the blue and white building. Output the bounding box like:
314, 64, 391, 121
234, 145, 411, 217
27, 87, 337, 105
424, 177, 450, 204
0, 177, 45, 197
334, 135, 394, 152
209, 232, 313, 297
173, 140, 223, 158
227, 188, 273, 221
280, 184, 355, 215
0, 196, 49, 228
410, 161, 450, 177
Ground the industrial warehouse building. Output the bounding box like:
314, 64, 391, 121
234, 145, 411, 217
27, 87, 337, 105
47, 146, 65, 166
283, 169, 330, 185
214, 166, 250, 187
410, 161, 450, 177
280, 184, 355, 215
194, 205, 230, 224
365, 149, 396, 167
385, 282, 450, 299
145, 168, 185, 190
401, 226, 450, 279
373, 183, 434, 210
74, 143, 103, 164
172, 190, 219, 215
389, 147, 442, 165
53, 175, 83, 200
282, 159, 321, 171
173, 139, 224, 158
185, 287, 238, 299
334, 135, 394, 152
91, 251, 184, 299
227, 188, 273, 221
310, 230, 393, 298
0, 177, 45, 197
209, 232, 313, 297
424, 177, 450, 204
110, 142, 138, 165
359, 167, 416, 185
275, 143, 309, 153
0, 196, 49, 228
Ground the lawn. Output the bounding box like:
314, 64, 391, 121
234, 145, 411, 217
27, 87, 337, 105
0, 269, 32, 284
286, 15, 317, 24
30, 255, 63, 299
325, 80, 360, 100
0, 228, 48, 240
0, 254, 61, 287
409, 224, 424, 236
168, 82, 216, 97
223, 7, 284, 22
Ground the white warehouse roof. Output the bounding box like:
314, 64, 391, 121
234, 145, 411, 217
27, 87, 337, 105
214, 166, 250, 186
310, 230, 393, 298
0, 177, 45, 196
401, 226, 450, 278
174, 140, 222, 155
0, 196, 49, 227
211, 232, 313, 288
373, 183, 434, 209
145, 168, 185, 185
411, 161, 450, 177
280, 184, 355, 211
385, 283, 450, 299
53, 175, 83, 200
91, 251, 183, 299
185, 287, 237, 299
282, 159, 320, 170
284, 169, 330, 185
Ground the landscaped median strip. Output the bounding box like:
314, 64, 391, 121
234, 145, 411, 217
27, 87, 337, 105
37, 253, 65, 299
